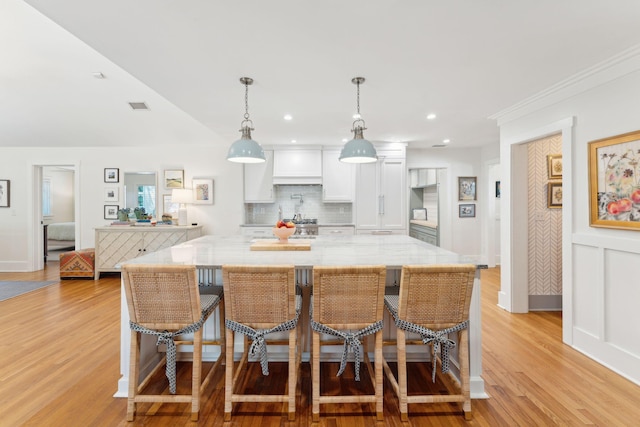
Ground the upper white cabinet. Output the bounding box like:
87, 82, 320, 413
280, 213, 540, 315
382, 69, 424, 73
355, 152, 406, 233
322, 150, 355, 202
244, 150, 274, 202
410, 168, 437, 188
272, 149, 322, 184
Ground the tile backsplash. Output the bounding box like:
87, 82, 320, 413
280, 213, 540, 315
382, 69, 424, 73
245, 185, 353, 224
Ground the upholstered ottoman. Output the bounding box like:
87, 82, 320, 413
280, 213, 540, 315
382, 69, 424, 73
59, 248, 96, 279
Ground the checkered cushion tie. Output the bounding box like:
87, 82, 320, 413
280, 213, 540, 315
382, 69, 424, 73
129, 294, 220, 394
225, 292, 302, 376
385, 294, 469, 382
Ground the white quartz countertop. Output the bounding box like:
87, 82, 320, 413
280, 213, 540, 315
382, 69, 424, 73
241, 223, 355, 227
118, 234, 479, 269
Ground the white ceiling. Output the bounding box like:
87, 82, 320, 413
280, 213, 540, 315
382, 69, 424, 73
4, 0, 640, 150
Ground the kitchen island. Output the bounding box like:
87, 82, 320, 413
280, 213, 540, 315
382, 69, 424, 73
114, 234, 487, 398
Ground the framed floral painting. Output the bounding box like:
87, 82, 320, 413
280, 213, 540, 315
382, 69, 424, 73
192, 178, 213, 204
589, 130, 640, 230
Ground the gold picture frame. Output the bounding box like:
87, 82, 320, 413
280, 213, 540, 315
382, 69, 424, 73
547, 154, 563, 179
588, 130, 640, 230
547, 182, 562, 208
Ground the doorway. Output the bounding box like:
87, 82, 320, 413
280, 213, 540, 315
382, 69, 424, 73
29, 162, 80, 272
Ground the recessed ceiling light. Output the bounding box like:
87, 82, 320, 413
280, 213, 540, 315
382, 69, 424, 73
352, 113, 361, 120
443, 139, 450, 143
342, 138, 348, 143
284, 114, 292, 121
432, 144, 447, 148
426, 113, 436, 120
92, 72, 105, 79
291, 139, 297, 143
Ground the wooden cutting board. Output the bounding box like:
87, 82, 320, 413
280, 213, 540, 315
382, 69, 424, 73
250, 239, 312, 251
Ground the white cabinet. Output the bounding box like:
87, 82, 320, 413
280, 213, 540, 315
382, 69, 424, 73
244, 150, 274, 202
410, 168, 437, 188
272, 149, 322, 184
355, 155, 406, 233
322, 150, 355, 202
94, 225, 202, 279
318, 225, 355, 236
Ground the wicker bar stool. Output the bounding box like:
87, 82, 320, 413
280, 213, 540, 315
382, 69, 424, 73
383, 264, 476, 421
221, 265, 301, 421
122, 264, 224, 422
311, 265, 387, 422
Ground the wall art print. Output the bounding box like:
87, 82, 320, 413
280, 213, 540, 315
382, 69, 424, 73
589, 130, 640, 230
192, 178, 213, 204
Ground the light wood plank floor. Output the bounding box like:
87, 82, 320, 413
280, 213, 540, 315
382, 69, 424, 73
1, 265, 639, 426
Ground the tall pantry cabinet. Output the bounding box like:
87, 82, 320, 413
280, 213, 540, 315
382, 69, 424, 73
355, 148, 406, 234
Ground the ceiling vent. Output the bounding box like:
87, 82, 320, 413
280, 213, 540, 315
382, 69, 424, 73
431, 144, 447, 148
128, 102, 149, 110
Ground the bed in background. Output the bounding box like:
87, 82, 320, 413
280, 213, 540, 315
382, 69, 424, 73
44, 222, 76, 261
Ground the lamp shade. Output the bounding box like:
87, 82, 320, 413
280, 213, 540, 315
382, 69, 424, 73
339, 125, 378, 163
227, 126, 266, 163
171, 188, 193, 204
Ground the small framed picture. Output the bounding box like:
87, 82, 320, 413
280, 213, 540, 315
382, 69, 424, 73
164, 169, 184, 189
458, 176, 477, 201
547, 182, 563, 208
0, 179, 10, 208
163, 194, 179, 219
192, 178, 214, 204
104, 168, 119, 183
104, 187, 119, 202
104, 205, 119, 220
459, 203, 476, 218
547, 154, 563, 179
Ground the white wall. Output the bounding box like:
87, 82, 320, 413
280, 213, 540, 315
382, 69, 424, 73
495, 53, 640, 385
0, 145, 244, 271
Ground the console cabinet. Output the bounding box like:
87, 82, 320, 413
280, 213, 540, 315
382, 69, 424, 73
94, 225, 202, 279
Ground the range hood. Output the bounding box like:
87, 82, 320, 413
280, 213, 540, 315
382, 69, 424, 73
272, 149, 322, 185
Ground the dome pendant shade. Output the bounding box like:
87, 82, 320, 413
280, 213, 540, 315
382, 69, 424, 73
227, 125, 266, 163
339, 125, 377, 163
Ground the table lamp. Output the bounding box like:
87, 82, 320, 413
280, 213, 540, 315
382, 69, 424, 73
171, 188, 192, 226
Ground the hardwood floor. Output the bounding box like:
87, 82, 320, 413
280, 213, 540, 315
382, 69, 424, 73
1, 265, 639, 426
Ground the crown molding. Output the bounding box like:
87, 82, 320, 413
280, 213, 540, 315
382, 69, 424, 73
490, 43, 640, 126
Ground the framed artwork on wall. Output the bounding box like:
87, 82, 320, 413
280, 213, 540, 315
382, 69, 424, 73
459, 203, 476, 218
547, 182, 563, 208
104, 205, 119, 220
104, 168, 119, 183
547, 154, 563, 179
192, 178, 213, 204
0, 179, 9, 207
588, 130, 640, 230
164, 170, 184, 189
458, 176, 477, 201
104, 187, 119, 203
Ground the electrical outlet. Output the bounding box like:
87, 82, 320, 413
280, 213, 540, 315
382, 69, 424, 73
535, 211, 546, 221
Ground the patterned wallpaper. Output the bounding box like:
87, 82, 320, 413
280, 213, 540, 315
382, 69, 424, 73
528, 134, 562, 296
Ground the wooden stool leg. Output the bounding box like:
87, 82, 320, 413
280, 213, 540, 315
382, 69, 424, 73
287, 328, 296, 420
312, 332, 320, 422
375, 332, 384, 421
460, 329, 472, 420
397, 329, 409, 422
224, 327, 234, 421
191, 330, 202, 421
127, 331, 140, 422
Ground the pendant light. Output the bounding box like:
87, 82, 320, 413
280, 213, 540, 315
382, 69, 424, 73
339, 77, 378, 163
226, 77, 266, 163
